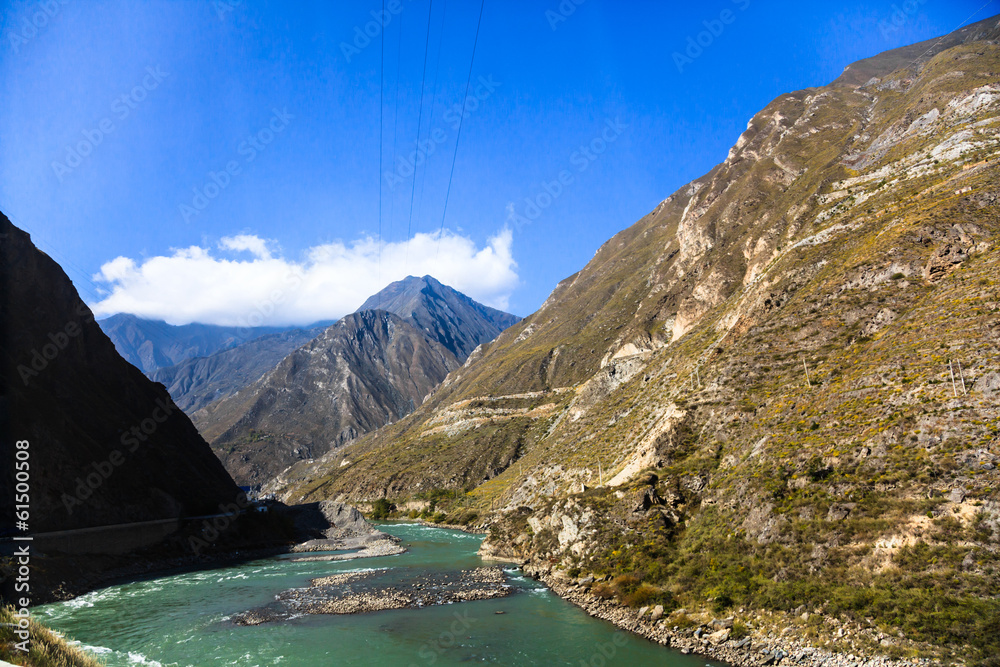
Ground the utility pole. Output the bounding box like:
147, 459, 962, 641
802, 356, 813, 389
949, 360, 958, 397
598, 459, 603, 486
958, 361, 968, 396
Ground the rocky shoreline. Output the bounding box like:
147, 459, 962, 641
526, 565, 939, 667
232, 566, 512, 626
389, 519, 947, 666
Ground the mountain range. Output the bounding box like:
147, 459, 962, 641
98, 313, 318, 374
191, 276, 519, 485
356, 275, 521, 360
148, 327, 325, 412
129, 275, 518, 416
3, 15, 1000, 665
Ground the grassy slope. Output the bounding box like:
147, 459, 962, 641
0, 607, 102, 667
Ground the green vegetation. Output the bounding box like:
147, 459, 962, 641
370, 498, 393, 520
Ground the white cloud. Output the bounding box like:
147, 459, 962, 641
219, 234, 273, 260
91, 228, 519, 326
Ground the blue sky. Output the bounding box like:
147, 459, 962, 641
1, 0, 997, 324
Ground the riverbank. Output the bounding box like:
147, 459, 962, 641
18, 501, 401, 606
524, 564, 939, 667
457, 515, 942, 667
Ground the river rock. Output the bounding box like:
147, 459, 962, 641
708, 628, 731, 645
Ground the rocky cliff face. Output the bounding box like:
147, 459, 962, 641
195, 311, 460, 486
357, 275, 520, 361
275, 18, 1000, 663
0, 213, 242, 533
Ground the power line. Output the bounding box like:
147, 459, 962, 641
387, 6, 405, 250
378, 0, 386, 307
415, 0, 449, 223
436, 0, 485, 256
404, 0, 435, 270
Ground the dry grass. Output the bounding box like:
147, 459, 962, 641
0, 606, 103, 667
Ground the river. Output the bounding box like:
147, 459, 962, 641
36, 523, 722, 666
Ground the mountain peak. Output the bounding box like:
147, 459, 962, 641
356, 276, 520, 360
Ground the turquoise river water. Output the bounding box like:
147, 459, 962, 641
37, 523, 724, 666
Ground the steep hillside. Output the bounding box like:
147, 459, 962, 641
149, 327, 323, 412
98, 313, 305, 373
195, 311, 460, 485
0, 213, 241, 533
357, 275, 520, 360
274, 19, 1000, 663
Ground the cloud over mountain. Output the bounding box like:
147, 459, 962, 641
91, 228, 518, 326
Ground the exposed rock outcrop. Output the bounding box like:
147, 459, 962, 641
196, 311, 461, 485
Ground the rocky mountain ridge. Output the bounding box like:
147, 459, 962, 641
194, 278, 518, 486
195, 311, 461, 485
357, 275, 521, 361
98, 313, 312, 374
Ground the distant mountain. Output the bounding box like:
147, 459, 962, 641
194, 311, 460, 485
98, 313, 315, 373
148, 277, 516, 414
357, 275, 520, 360
0, 212, 241, 534
149, 327, 325, 413
188, 278, 517, 484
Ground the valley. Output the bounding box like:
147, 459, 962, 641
2, 9, 999, 667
